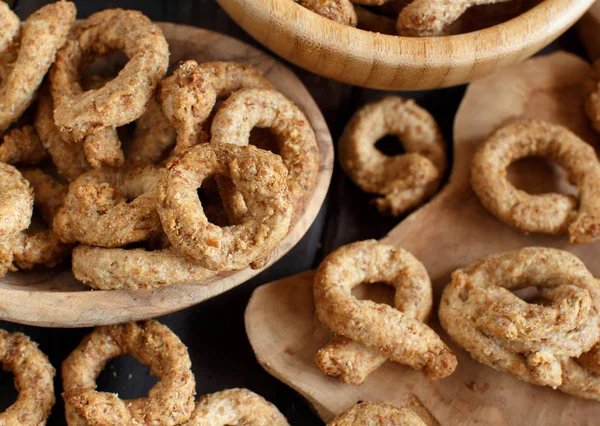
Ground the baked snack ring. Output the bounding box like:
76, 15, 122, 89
471, 120, 600, 244
53, 164, 163, 247
50, 8, 169, 168
439, 247, 600, 390
158, 143, 292, 271
0, 162, 33, 237
585, 59, 600, 133
314, 240, 457, 382
62, 320, 195, 426
0, 126, 47, 165
338, 96, 446, 216
211, 88, 319, 213
0, 1, 75, 132
328, 402, 427, 426
182, 389, 290, 426
0, 329, 55, 425
397, 0, 511, 36
72, 245, 215, 290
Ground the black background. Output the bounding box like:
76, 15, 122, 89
0, 1, 587, 424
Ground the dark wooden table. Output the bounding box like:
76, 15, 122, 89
0, 1, 588, 424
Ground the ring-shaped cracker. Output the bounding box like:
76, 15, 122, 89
439, 247, 600, 390
471, 120, 600, 244
338, 96, 446, 216
0, 330, 55, 425
0, 162, 32, 237
0, 1, 75, 131
328, 402, 427, 426
314, 240, 457, 381
62, 320, 195, 426
50, 8, 169, 168
211, 88, 319, 214
158, 143, 292, 271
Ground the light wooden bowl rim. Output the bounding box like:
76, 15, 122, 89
217, 0, 594, 89
0, 22, 334, 328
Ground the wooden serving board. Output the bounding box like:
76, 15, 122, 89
0, 23, 333, 328
245, 52, 600, 425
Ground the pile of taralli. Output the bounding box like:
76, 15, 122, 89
0, 2, 319, 290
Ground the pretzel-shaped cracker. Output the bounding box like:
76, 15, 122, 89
315, 240, 457, 384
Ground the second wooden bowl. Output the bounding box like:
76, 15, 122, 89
217, 0, 593, 90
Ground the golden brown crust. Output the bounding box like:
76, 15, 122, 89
72, 245, 214, 290
314, 240, 457, 383
35, 84, 90, 182
0, 126, 47, 165
471, 120, 600, 244
62, 320, 196, 426
128, 98, 176, 164
50, 8, 169, 168
585, 59, 600, 134
439, 247, 600, 392
53, 164, 163, 247
338, 96, 446, 216
182, 388, 290, 426
211, 88, 320, 215
296, 0, 358, 26
0, 1, 75, 131
397, 0, 510, 36
328, 402, 427, 426
0, 329, 55, 426
0, 163, 33, 238
158, 143, 292, 271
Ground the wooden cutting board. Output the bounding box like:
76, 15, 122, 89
0, 23, 333, 328
245, 52, 600, 425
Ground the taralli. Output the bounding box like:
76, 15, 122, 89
355, 5, 397, 35
182, 389, 290, 426
584, 59, 600, 133
296, 0, 358, 26
328, 402, 427, 426
338, 96, 446, 216
397, 0, 512, 36
159, 60, 274, 157
72, 245, 214, 290
53, 164, 163, 247
158, 143, 292, 271
0, 162, 32, 238
0, 329, 55, 425
471, 120, 600, 244
62, 320, 196, 426
0, 126, 47, 165
211, 88, 319, 213
0, 1, 75, 131
314, 240, 457, 384
35, 85, 90, 182
439, 247, 600, 393
50, 8, 169, 168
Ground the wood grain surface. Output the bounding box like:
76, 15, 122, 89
0, 1, 589, 425
578, 0, 600, 60
0, 22, 333, 328
246, 52, 600, 424
218, 0, 594, 90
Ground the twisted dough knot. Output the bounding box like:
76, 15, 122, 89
472, 120, 600, 244
62, 320, 196, 426
439, 247, 600, 391
339, 97, 446, 216
314, 240, 457, 385
50, 8, 169, 168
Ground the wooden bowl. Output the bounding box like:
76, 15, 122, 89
217, 0, 594, 90
0, 23, 333, 328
